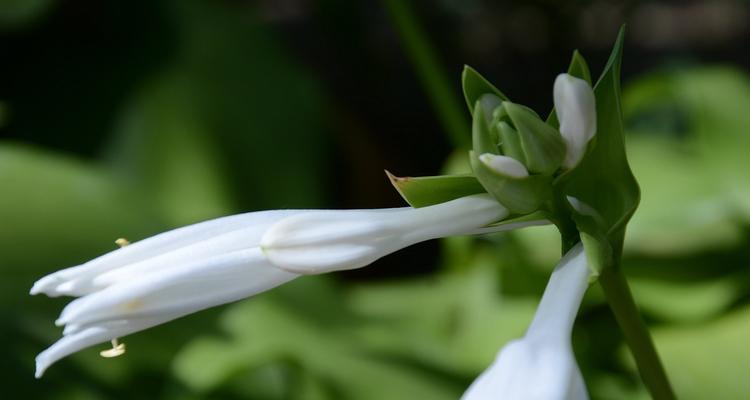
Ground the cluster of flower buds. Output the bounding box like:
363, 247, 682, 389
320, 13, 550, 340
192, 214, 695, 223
465, 69, 597, 215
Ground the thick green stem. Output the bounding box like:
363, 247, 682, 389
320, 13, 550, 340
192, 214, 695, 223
381, 0, 469, 148
598, 265, 676, 400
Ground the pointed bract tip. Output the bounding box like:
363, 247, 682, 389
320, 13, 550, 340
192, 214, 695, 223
384, 169, 407, 183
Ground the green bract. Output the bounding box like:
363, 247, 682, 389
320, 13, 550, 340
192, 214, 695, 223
469, 102, 555, 214
552, 27, 639, 274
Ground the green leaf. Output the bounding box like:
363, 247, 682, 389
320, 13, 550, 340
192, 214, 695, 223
173, 277, 465, 400
555, 26, 640, 252
0, 0, 55, 30
386, 171, 486, 208
0, 143, 165, 306
350, 247, 537, 374
629, 274, 740, 323
462, 65, 510, 114
622, 66, 750, 253
637, 304, 750, 399
106, 72, 235, 226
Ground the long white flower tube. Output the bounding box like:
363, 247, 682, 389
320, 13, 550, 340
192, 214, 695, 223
32, 194, 547, 378
554, 74, 596, 169
462, 243, 591, 400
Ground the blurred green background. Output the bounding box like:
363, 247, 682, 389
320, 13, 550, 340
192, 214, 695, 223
2, 0, 750, 398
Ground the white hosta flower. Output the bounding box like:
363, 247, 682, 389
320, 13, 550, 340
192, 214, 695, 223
554, 74, 596, 169
31, 194, 547, 378
462, 243, 591, 400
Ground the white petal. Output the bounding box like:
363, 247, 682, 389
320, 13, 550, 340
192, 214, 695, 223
35, 312, 186, 378
56, 248, 297, 327
526, 243, 589, 341
462, 244, 591, 400
554, 74, 596, 169
31, 210, 297, 297
462, 339, 587, 400
478, 153, 529, 178
261, 194, 509, 274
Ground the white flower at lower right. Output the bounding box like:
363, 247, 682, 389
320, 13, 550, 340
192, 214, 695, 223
462, 243, 590, 400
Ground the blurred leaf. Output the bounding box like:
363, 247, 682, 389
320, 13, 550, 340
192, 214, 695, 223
0, 143, 164, 305
350, 246, 536, 375
629, 275, 739, 323
173, 277, 464, 400
0, 0, 54, 30
624, 135, 740, 255
170, 0, 330, 209
106, 72, 235, 226
639, 304, 750, 399
623, 66, 750, 254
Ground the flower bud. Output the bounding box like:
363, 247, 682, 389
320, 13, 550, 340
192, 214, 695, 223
499, 102, 566, 175
478, 153, 528, 178
554, 73, 597, 169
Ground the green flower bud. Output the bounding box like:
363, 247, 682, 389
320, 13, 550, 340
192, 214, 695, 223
500, 102, 566, 175
470, 105, 552, 214
469, 150, 551, 214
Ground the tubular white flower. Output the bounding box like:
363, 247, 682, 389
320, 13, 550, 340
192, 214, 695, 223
260, 194, 510, 274
462, 243, 591, 400
32, 194, 547, 378
477, 153, 529, 179
553, 74, 596, 169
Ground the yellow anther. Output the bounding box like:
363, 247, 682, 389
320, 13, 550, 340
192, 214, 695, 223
115, 238, 130, 248
100, 339, 126, 358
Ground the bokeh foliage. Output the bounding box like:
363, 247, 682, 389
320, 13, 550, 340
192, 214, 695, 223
2, 1, 749, 399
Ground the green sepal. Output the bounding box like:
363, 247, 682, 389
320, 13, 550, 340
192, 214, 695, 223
503, 102, 566, 174
555, 26, 639, 273
472, 101, 499, 155
386, 171, 486, 208
568, 50, 593, 85
496, 121, 527, 165
470, 150, 551, 214
462, 65, 510, 114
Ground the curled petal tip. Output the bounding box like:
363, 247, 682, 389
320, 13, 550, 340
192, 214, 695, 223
34, 361, 45, 379
30, 275, 60, 296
